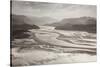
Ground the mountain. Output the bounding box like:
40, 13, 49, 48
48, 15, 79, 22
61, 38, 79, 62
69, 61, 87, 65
11, 14, 57, 25
11, 14, 40, 40
25, 16, 57, 25
47, 17, 96, 33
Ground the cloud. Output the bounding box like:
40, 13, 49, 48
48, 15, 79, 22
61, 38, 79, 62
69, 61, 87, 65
11, 0, 96, 20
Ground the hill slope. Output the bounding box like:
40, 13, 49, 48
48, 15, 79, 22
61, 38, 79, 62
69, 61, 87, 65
11, 14, 40, 40
47, 17, 96, 33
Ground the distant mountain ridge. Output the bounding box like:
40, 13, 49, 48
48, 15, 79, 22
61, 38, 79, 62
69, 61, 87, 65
11, 14, 57, 25
27, 16, 57, 25
46, 17, 96, 33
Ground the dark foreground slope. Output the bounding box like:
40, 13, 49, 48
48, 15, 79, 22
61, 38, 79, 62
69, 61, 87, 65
11, 14, 40, 40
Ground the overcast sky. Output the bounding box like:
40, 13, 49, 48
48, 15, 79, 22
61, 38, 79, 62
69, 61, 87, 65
11, 0, 96, 20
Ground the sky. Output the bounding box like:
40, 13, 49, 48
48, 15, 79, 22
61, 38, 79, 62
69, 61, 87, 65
11, 0, 96, 20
